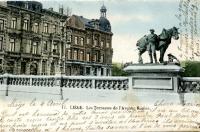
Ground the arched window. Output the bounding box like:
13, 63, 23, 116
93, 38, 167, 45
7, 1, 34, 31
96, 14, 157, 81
80, 51, 84, 61
74, 50, 78, 60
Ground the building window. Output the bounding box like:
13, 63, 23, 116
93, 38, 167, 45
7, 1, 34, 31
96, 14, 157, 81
44, 23, 48, 33
107, 69, 110, 76
60, 22, 64, 27
25, 2, 28, 9
9, 39, 15, 52
60, 22, 64, 33
80, 51, 84, 61
67, 35, 72, 43
86, 53, 90, 61
94, 23, 99, 29
43, 41, 48, 51
94, 39, 97, 46
11, 18, 17, 29
42, 61, 46, 75
94, 68, 97, 76
33, 23, 39, 33
80, 37, 84, 46
93, 53, 97, 62
32, 42, 38, 54
101, 55, 104, 63
67, 49, 71, 59
66, 30, 72, 43
26, 40, 31, 53
0, 19, 4, 31
101, 41, 104, 47
106, 42, 110, 48
23, 39, 27, 53
101, 68, 104, 76
74, 36, 78, 45
74, 50, 78, 60
69, 35, 72, 43
87, 37, 90, 44
23, 19, 29, 30
52, 42, 58, 53
52, 25, 57, 33
50, 62, 55, 75
86, 67, 90, 75
21, 62, 26, 74
0, 37, 3, 51
66, 43, 70, 49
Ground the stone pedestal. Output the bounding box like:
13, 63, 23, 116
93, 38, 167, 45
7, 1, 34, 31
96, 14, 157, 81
124, 64, 184, 92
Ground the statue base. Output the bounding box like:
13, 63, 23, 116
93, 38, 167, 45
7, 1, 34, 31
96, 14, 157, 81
124, 64, 184, 92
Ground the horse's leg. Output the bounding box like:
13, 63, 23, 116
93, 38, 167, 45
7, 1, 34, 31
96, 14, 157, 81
138, 51, 142, 64
138, 50, 145, 64
159, 47, 164, 63
159, 46, 167, 63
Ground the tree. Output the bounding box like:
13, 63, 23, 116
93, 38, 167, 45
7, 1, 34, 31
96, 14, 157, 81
181, 61, 200, 77
64, 6, 72, 16
112, 63, 128, 76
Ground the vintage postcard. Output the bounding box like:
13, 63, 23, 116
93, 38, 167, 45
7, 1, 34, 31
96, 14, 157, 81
0, 0, 200, 131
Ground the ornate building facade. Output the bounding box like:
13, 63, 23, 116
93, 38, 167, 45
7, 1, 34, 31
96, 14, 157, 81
65, 5, 113, 76
0, 1, 113, 76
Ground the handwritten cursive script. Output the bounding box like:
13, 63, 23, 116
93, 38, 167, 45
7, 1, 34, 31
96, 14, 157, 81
0, 99, 200, 131
176, 0, 200, 60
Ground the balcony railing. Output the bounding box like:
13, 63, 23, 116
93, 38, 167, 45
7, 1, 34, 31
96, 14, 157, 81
7, 51, 21, 57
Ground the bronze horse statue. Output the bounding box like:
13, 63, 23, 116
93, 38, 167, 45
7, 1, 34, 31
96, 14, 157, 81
136, 27, 179, 63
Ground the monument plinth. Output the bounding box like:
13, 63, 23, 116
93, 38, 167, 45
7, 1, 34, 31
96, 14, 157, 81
124, 64, 184, 92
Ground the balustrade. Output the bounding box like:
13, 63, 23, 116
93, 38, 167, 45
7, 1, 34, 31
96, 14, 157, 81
0, 74, 129, 90
179, 77, 200, 93
95, 79, 128, 90
1, 74, 200, 93
5, 75, 58, 87
61, 76, 128, 90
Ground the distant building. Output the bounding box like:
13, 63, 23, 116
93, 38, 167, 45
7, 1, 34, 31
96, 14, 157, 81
0, 1, 113, 76
65, 5, 113, 76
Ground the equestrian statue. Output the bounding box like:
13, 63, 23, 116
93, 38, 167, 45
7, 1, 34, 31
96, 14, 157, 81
136, 27, 179, 64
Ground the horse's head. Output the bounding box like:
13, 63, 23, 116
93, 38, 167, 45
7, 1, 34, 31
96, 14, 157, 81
172, 27, 179, 40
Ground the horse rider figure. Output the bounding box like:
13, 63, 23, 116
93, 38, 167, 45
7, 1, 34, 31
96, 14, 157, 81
147, 29, 158, 63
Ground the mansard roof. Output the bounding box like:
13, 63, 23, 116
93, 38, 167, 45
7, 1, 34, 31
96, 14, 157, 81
7, 1, 43, 13
78, 16, 93, 28
76, 15, 112, 33
7, 1, 67, 19
42, 8, 67, 19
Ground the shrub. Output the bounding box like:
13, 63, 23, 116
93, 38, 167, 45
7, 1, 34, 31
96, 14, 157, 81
112, 63, 128, 76
181, 61, 200, 77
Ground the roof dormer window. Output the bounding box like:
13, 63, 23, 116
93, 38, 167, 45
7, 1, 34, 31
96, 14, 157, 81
25, 2, 28, 9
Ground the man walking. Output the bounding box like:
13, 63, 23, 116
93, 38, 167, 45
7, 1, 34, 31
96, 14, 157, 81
147, 29, 158, 63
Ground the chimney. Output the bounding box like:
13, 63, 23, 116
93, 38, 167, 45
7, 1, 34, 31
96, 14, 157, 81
0, 1, 7, 6
49, 7, 53, 11
59, 7, 63, 14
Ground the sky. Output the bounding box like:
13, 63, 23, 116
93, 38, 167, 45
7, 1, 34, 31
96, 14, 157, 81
41, 0, 180, 63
